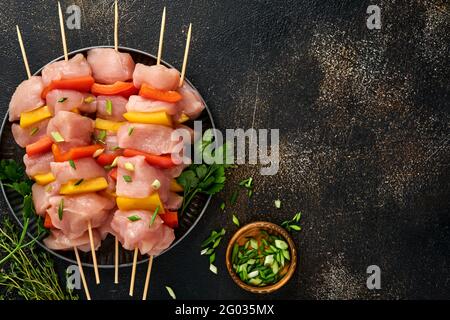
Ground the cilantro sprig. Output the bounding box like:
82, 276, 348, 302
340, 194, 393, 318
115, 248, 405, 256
177, 130, 231, 214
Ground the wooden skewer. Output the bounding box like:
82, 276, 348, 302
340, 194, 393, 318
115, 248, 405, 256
129, 247, 139, 296
156, 6, 166, 66
179, 23, 192, 87
114, 0, 119, 51
113, 0, 120, 284
131, 7, 166, 298
114, 237, 119, 284
74, 247, 92, 300
16, 26, 31, 79
87, 221, 100, 284
57, 1, 100, 285
57, 1, 68, 61
142, 255, 154, 300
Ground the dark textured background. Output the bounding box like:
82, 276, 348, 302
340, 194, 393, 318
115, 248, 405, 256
0, 0, 449, 300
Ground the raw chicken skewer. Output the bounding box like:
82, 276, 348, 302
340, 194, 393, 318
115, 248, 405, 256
16, 24, 93, 300
141, 18, 193, 302
129, 6, 166, 298
57, 1, 101, 285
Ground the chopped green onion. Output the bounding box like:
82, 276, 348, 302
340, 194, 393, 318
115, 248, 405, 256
123, 175, 132, 183
105, 99, 113, 115
209, 264, 218, 274
165, 286, 176, 299
58, 199, 64, 220
151, 179, 161, 190
220, 202, 225, 211
29, 127, 39, 136
124, 162, 135, 171
51, 131, 64, 142
275, 239, 288, 250
97, 130, 107, 142
58, 97, 68, 103
127, 215, 141, 222
109, 156, 119, 168
92, 148, 105, 158
248, 270, 259, 278
149, 205, 160, 227
232, 214, 240, 227
250, 238, 258, 249
128, 126, 134, 136
230, 191, 238, 204
200, 248, 208, 255
68, 159, 76, 170
209, 252, 216, 264
264, 255, 274, 266
274, 199, 281, 208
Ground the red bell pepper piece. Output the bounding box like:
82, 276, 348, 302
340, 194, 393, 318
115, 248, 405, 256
52, 144, 103, 162
122, 149, 176, 169
139, 83, 182, 103
44, 213, 54, 229
109, 167, 118, 180
26, 136, 53, 157
96, 153, 118, 166
160, 211, 178, 228
91, 81, 138, 98
41, 76, 95, 98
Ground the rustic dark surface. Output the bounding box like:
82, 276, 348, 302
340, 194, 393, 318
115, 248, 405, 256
0, 0, 449, 300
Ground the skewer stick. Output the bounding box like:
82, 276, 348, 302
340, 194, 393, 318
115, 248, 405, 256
156, 7, 166, 65
129, 247, 139, 296
16, 26, 31, 79
87, 221, 100, 284
114, 0, 119, 51
114, 237, 119, 284
179, 23, 192, 87
74, 247, 92, 300
142, 255, 154, 300
113, 0, 120, 283
57, 1, 68, 61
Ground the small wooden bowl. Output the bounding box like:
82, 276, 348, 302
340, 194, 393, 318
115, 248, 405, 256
225, 221, 297, 294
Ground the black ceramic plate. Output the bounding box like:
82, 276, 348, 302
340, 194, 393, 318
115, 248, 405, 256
0, 46, 214, 268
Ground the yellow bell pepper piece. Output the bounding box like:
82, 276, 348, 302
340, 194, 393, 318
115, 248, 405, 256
20, 105, 52, 128
177, 113, 190, 124
123, 111, 173, 127
60, 177, 108, 195
170, 179, 184, 192
95, 118, 125, 132
33, 172, 56, 185
116, 193, 164, 212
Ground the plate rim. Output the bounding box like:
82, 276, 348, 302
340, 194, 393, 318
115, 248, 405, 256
0, 45, 215, 268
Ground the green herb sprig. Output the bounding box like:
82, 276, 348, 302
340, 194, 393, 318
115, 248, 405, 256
177, 130, 231, 215
0, 217, 77, 300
